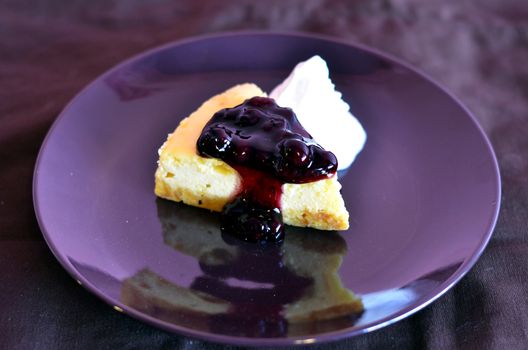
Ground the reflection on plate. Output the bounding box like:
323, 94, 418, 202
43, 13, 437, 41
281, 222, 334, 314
121, 200, 363, 337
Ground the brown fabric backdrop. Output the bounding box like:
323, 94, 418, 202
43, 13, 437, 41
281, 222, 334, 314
1, 0, 527, 349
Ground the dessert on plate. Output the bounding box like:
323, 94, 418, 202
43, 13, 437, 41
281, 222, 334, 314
154, 56, 366, 242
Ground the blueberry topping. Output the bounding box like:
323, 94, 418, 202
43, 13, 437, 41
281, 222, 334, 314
197, 97, 338, 243
221, 197, 284, 243
197, 97, 337, 183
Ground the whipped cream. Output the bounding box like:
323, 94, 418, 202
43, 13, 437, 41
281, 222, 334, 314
270, 56, 367, 170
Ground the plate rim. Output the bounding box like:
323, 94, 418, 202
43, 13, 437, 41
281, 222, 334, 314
32, 30, 502, 347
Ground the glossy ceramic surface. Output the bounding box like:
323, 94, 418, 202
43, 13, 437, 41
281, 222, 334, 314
33, 32, 500, 346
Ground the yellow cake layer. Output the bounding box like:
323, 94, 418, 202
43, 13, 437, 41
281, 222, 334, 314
155, 83, 349, 231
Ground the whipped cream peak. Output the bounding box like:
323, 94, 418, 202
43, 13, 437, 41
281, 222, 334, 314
270, 55, 367, 171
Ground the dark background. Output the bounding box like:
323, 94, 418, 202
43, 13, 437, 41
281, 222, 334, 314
1, 0, 527, 349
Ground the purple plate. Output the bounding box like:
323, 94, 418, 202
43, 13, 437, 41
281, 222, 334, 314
33, 32, 500, 346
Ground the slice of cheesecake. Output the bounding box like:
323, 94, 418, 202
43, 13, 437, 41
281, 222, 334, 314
155, 84, 349, 231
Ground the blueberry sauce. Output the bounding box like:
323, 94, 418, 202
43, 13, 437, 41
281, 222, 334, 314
197, 97, 338, 243
220, 166, 284, 243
